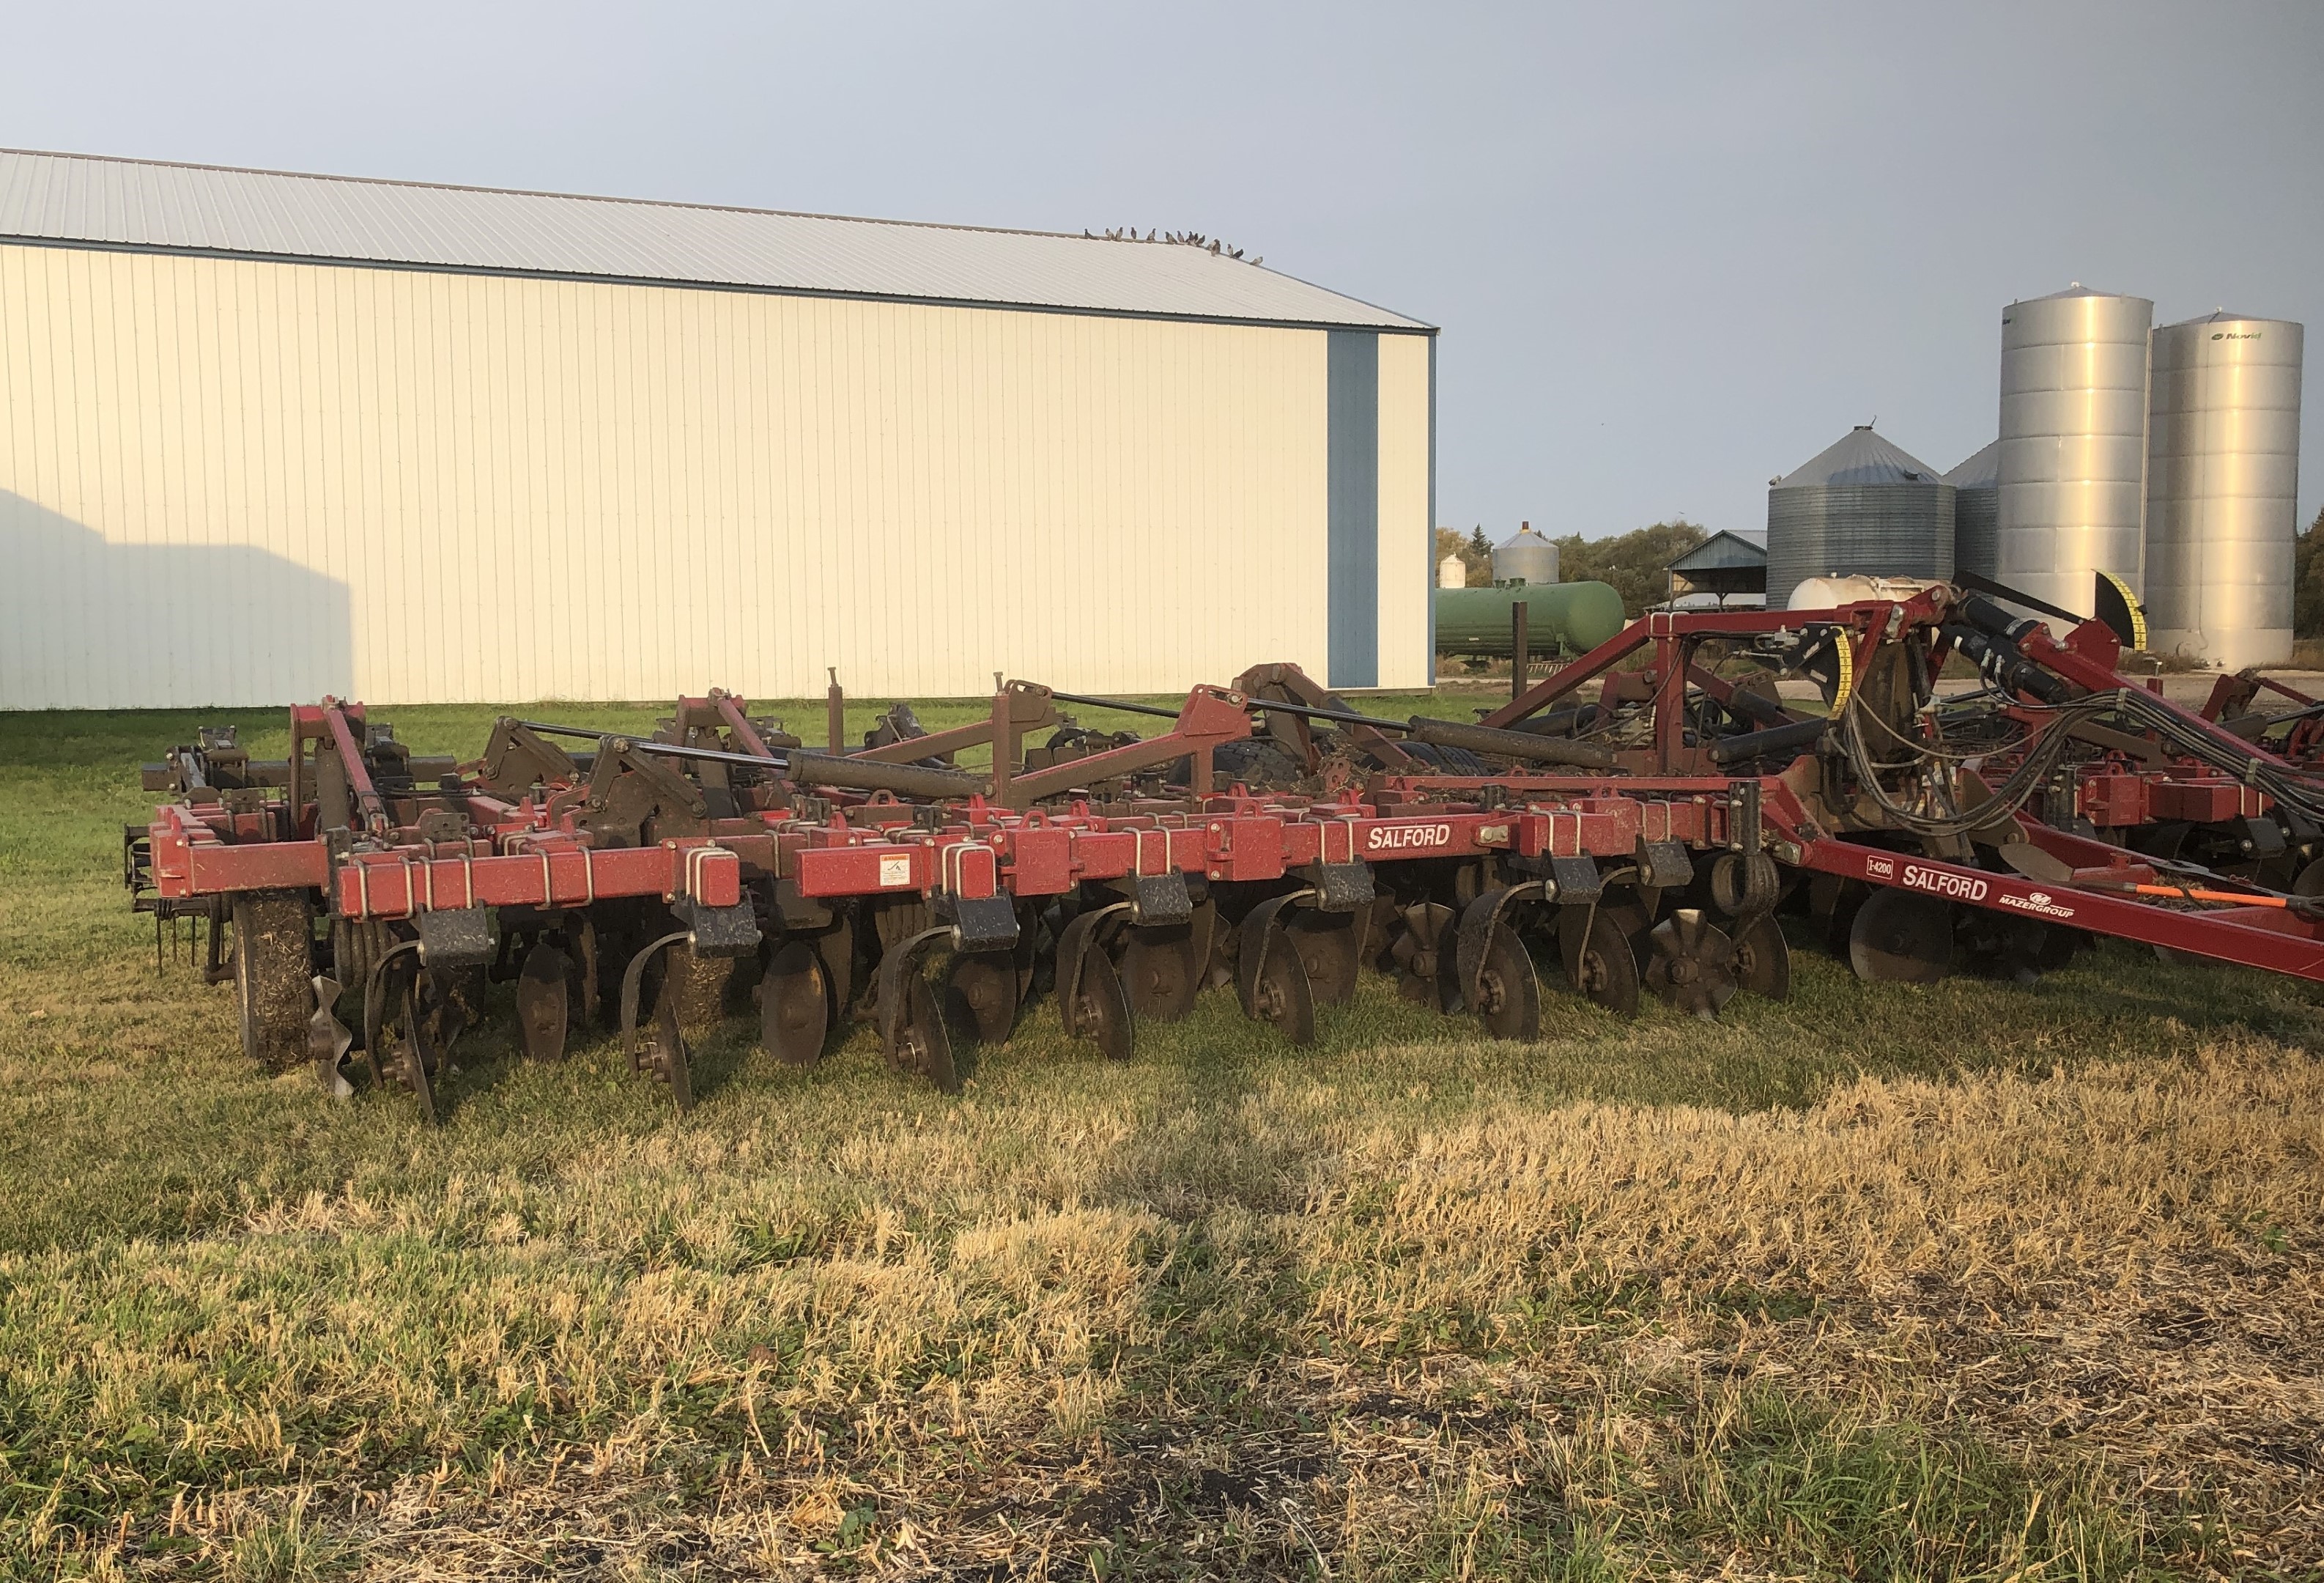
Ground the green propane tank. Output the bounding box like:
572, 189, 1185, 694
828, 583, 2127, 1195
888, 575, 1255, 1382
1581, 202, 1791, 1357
1433, 581, 1627, 657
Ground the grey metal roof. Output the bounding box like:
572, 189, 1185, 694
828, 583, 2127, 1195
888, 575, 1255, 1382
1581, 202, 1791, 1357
1666, 530, 1769, 572
1942, 439, 2001, 491
1773, 426, 1944, 490
0, 147, 1429, 331
2163, 308, 2284, 327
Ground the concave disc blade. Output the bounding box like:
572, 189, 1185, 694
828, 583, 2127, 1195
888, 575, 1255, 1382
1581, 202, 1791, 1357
1118, 926, 1199, 1022
656, 992, 695, 1114
1289, 914, 1359, 1006
945, 950, 1019, 1046
1249, 932, 1317, 1046
515, 942, 571, 1062
903, 975, 959, 1093
818, 915, 856, 1022
396, 978, 439, 1126
1848, 888, 1954, 984
1730, 913, 1792, 1001
760, 940, 830, 1066
1073, 950, 1136, 1062
1473, 923, 1541, 1041
1561, 908, 1639, 1017
1392, 902, 1457, 1008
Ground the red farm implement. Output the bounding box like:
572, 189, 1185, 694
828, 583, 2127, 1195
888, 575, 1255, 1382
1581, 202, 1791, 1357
125, 578, 2324, 1121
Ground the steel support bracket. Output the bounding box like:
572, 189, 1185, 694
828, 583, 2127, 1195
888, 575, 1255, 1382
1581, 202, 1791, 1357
415, 907, 496, 970
1636, 838, 1695, 890
1300, 861, 1375, 914
940, 893, 1021, 954
771, 874, 832, 930
673, 896, 762, 959
1124, 871, 1194, 926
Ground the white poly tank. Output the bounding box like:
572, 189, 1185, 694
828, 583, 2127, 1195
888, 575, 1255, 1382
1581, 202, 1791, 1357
1492, 521, 1559, 586
1997, 284, 2153, 619
1437, 553, 1468, 589
2144, 311, 2304, 671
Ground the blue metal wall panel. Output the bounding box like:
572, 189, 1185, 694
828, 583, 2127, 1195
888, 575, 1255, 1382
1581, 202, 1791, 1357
1328, 329, 1379, 689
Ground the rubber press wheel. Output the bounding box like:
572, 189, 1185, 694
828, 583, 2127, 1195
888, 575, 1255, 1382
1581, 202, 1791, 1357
233, 889, 316, 1071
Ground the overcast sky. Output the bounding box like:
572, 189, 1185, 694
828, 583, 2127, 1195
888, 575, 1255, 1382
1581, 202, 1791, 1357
4, 1, 2318, 542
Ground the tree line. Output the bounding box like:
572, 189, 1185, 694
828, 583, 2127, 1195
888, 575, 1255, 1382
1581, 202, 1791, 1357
2297, 504, 2324, 639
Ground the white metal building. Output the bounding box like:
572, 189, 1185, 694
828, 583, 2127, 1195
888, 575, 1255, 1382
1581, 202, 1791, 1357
0, 150, 1435, 709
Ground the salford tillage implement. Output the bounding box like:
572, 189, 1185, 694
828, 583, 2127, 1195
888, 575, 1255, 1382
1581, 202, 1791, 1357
126, 578, 2324, 1120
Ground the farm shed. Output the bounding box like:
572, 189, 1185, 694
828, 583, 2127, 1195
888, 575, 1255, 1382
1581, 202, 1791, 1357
0, 150, 1435, 708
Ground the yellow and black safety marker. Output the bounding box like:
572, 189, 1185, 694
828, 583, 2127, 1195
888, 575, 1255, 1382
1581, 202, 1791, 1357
2094, 570, 2148, 652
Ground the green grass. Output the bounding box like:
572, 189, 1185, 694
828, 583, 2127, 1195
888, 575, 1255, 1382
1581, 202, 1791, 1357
3, 698, 2320, 1578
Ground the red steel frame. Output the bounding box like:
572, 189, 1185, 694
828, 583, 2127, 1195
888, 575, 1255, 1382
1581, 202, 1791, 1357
136, 597, 2324, 990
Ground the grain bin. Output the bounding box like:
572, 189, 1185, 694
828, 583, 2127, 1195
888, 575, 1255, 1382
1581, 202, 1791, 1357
1944, 440, 2001, 582
1437, 553, 1468, 589
2144, 311, 2305, 670
1997, 284, 2153, 619
1764, 426, 1955, 611
1491, 522, 1560, 586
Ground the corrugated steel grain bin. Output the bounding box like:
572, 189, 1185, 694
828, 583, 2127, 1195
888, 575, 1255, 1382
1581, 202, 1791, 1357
1765, 426, 1955, 612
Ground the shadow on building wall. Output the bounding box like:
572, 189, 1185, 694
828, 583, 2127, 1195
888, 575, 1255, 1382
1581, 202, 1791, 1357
1, 490, 353, 710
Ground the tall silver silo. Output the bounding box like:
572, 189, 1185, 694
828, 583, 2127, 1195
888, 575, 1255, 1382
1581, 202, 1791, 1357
1996, 284, 2153, 619
1765, 426, 1955, 610
1492, 521, 1560, 586
2145, 310, 2305, 670
1944, 440, 2001, 581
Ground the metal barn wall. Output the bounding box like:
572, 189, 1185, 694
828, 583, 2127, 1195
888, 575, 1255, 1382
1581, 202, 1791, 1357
0, 243, 1434, 709
1374, 331, 1432, 689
